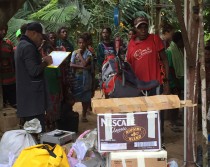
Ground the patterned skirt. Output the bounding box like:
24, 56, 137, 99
71, 73, 92, 103
46, 93, 62, 125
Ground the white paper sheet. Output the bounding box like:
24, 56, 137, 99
48, 51, 71, 68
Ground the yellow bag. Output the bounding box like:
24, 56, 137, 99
13, 144, 70, 167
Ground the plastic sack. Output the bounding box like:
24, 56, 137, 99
68, 129, 102, 167
0, 118, 41, 166
13, 144, 70, 167
167, 160, 179, 167
68, 130, 90, 167
23, 118, 42, 133
0, 130, 36, 165
0, 152, 15, 167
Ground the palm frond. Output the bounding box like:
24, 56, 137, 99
14, 10, 32, 19
7, 18, 31, 45
29, 0, 79, 24
29, 0, 59, 19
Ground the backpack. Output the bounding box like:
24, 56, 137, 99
101, 54, 159, 98
101, 54, 140, 98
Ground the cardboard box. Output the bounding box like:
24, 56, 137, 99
92, 95, 195, 114
0, 107, 19, 132
40, 129, 76, 145
107, 150, 167, 167
97, 111, 161, 152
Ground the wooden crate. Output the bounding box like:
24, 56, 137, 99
92, 95, 195, 114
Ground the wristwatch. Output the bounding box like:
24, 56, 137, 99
42, 58, 48, 66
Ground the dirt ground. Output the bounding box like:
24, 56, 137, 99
74, 90, 203, 166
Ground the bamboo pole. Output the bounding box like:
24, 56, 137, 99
198, 0, 208, 166
183, 0, 188, 165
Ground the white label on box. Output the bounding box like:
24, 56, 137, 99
101, 143, 127, 150
126, 113, 135, 126
147, 112, 157, 138
134, 141, 157, 147
104, 114, 113, 140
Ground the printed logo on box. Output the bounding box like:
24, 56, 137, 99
100, 118, 129, 127
123, 126, 146, 142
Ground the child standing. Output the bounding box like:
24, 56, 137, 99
70, 35, 93, 122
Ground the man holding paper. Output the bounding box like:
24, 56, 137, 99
15, 22, 52, 132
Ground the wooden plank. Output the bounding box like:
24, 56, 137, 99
92, 95, 195, 114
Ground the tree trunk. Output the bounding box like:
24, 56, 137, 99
173, 0, 194, 67
154, 0, 161, 34
187, 1, 199, 166
173, 0, 199, 166
0, 0, 26, 27
186, 0, 199, 166
198, 1, 208, 166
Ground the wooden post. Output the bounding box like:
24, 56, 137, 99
199, 0, 208, 166
186, 0, 199, 166
173, 0, 199, 166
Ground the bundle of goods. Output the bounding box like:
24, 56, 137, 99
67, 129, 106, 167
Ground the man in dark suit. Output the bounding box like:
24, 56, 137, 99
15, 22, 52, 132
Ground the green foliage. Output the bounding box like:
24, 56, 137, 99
204, 32, 210, 43
79, 0, 147, 45
203, 2, 210, 42
8, 0, 187, 47
29, 0, 78, 24
7, 18, 31, 45
7, 0, 148, 47
159, 0, 180, 31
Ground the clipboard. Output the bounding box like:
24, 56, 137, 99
47, 51, 71, 68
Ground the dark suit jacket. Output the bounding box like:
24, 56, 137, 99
15, 35, 48, 117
